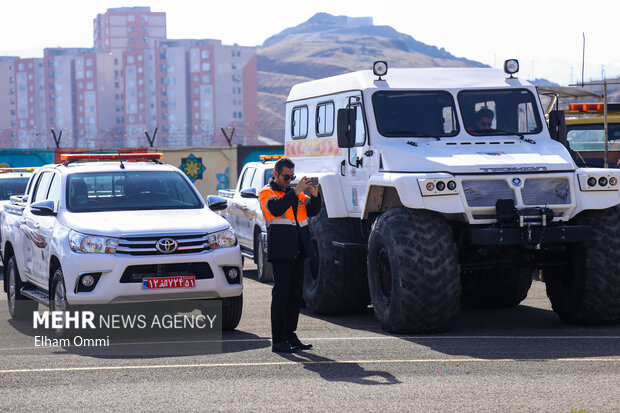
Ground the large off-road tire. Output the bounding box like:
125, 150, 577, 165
221, 294, 243, 330
303, 205, 370, 314
460, 246, 532, 308
255, 232, 273, 283
544, 206, 620, 325
6, 256, 38, 320
367, 208, 461, 333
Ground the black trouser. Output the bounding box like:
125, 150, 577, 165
271, 255, 305, 344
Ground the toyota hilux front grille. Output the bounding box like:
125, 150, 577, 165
116, 233, 210, 255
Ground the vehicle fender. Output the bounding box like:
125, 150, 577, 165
362, 173, 468, 216
570, 169, 620, 217
314, 173, 348, 218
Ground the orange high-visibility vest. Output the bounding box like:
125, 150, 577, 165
259, 187, 310, 227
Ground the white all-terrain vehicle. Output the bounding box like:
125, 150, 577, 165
284, 60, 620, 333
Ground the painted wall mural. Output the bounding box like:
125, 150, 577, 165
180, 154, 206, 182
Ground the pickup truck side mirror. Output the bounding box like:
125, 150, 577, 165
240, 188, 258, 199
30, 200, 56, 216
207, 195, 228, 212
337, 108, 356, 148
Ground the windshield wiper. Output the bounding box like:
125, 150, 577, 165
388, 131, 443, 139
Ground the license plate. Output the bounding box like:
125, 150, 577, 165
142, 276, 196, 289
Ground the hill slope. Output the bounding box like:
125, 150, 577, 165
257, 13, 488, 140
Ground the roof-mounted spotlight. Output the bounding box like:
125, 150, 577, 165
504, 59, 519, 78
373, 61, 388, 80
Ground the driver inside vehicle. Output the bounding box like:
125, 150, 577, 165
468, 108, 495, 134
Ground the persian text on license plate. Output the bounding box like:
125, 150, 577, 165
142, 276, 196, 289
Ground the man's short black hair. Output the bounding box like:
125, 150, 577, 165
475, 108, 494, 120
274, 157, 295, 172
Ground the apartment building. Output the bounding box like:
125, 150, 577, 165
0, 7, 257, 149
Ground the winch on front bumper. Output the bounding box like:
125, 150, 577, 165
469, 199, 591, 245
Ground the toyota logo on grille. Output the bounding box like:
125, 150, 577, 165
156, 238, 178, 254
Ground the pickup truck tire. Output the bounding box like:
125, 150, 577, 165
221, 294, 243, 330
303, 205, 370, 315
545, 206, 620, 324
50, 269, 74, 337
6, 256, 38, 320
367, 208, 460, 333
255, 234, 273, 283
460, 247, 532, 308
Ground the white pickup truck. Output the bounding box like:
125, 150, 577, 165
2, 153, 244, 330
217, 156, 279, 282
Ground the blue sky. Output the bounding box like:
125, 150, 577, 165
1, 0, 618, 85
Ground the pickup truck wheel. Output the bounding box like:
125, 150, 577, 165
460, 247, 532, 308
50, 269, 73, 336
303, 205, 370, 314
221, 294, 243, 330
6, 256, 38, 320
255, 234, 273, 283
545, 206, 620, 324
367, 208, 460, 333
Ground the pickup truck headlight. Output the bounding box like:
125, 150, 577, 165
207, 227, 237, 250
69, 230, 119, 254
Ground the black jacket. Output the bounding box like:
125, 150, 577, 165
262, 178, 321, 261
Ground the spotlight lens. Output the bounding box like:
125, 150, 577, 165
599, 177, 608, 187
82, 275, 95, 287
610, 177, 618, 186
436, 181, 446, 191
587, 177, 597, 187
504, 59, 519, 74
447, 180, 457, 191
373, 61, 388, 77
426, 182, 435, 191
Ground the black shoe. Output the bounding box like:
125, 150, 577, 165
288, 336, 312, 350
272, 341, 299, 353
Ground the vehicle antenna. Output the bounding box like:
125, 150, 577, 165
118, 150, 125, 169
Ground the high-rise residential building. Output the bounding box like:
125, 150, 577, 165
0, 57, 19, 148
156, 39, 258, 146
0, 57, 47, 149
94, 7, 166, 52
0, 7, 257, 149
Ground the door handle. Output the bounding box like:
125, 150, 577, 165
32, 223, 40, 230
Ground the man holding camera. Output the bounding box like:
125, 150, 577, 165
259, 157, 321, 353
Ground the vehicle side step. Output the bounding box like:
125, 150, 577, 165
20, 285, 49, 306
240, 247, 255, 260
331, 241, 367, 249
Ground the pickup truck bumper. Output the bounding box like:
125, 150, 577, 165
63, 246, 243, 305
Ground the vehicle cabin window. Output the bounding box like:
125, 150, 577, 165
66, 171, 202, 212
263, 168, 274, 186
291, 106, 308, 139
372, 91, 458, 138
31, 171, 54, 203
250, 167, 265, 192
566, 124, 620, 152
316, 102, 334, 137
239, 167, 255, 191
46, 173, 61, 209
458, 89, 543, 136
0, 177, 29, 200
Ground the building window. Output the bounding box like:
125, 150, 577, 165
202, 63, 210, 71
201, 50, 210, 59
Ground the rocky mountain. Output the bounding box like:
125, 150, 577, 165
257, 13, 489, 140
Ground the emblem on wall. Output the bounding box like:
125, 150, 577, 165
180, 154, 206, 182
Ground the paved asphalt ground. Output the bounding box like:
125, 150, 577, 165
0, 262, 618, 412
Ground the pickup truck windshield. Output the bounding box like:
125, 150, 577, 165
372, 91, 459, 137
66, 171, 203, 212
0, 177, 29, 200
458, 89, 543, 136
